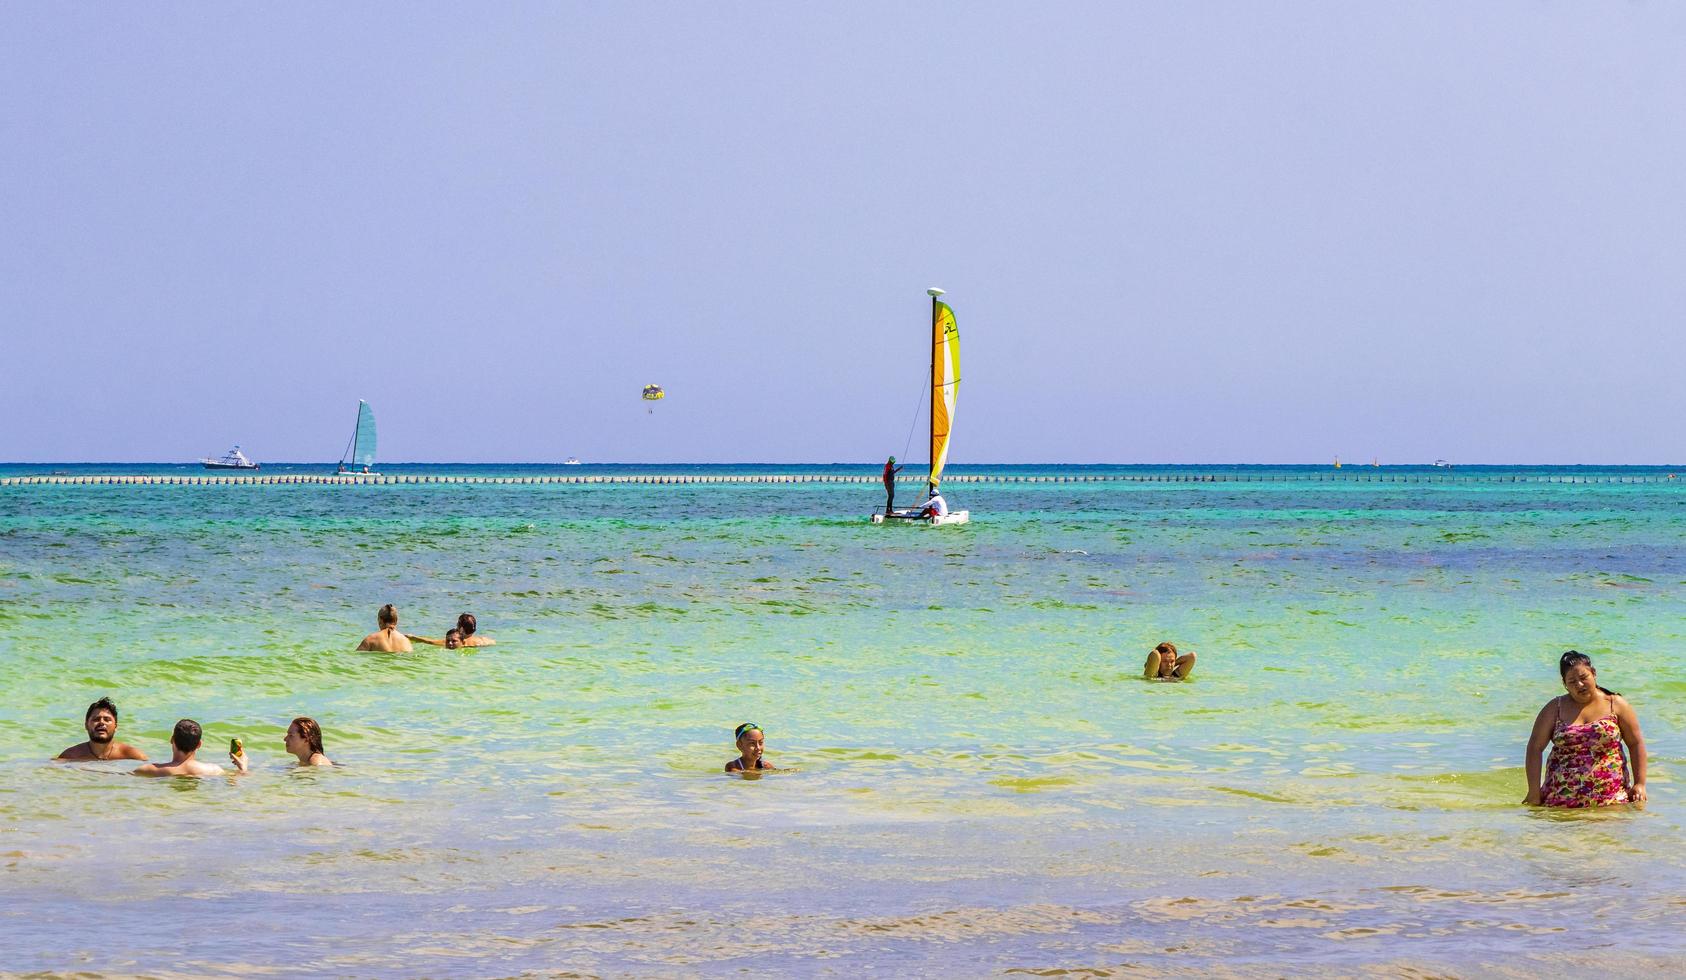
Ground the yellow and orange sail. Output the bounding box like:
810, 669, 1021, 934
928, 299, 960, 487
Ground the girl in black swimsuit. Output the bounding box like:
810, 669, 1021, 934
725, 722, 775, 773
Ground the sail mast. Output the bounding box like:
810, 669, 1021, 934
927, 287, 944, 489
926, 287, 956, 490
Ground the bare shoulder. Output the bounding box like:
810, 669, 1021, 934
132, 763, 162, 777
465, 636, 495, 647
54, 743, 92, 761
118, 742, 148, 761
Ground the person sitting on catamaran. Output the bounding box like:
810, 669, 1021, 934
921, 485, 949, 519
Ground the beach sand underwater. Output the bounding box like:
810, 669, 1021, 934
1, 464, 1682, 976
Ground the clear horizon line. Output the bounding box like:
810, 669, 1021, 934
3, 460, 1683, 468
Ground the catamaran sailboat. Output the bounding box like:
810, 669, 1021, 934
872, 288, 970, 526
201, 446, 259, 470
334, 400, 379, 475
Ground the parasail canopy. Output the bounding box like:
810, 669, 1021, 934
641, 385, 665, 401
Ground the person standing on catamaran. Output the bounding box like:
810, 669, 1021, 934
882, 456, 902, 513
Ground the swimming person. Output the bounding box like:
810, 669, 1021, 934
55, 697, 148, 761
408, 627, 465, 649
284, 717, 332, 766
1144, 641, 1197, 680
133, 719, 225, 777
232, 716, 333, 771
454, 613, 495, 647
882, 455, 902, 513
356, 603, 413, 652
1523, 650, 1648, 807
725, 723, 775, 773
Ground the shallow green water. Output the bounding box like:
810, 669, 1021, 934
2, 466, 1682, 975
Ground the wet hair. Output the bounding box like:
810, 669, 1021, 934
85, 697, 119, 723
171, 719, 203, 754
378, 603, 398, 626
445, 628, 463, 644
290, 717, 325, 756
1558, 650, 1617, 697
1154, 642, 1178, 657
455, 613, 477, 636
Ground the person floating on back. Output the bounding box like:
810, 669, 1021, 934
1523, 650, 1647, 807
725, 722, 776, 773
357, 603, 413, 652
230, 716, 333, 771
882, 455, 902, 514
133, 719, 225, 777
1144, 641, 1197, 680
55, 697, 147, 762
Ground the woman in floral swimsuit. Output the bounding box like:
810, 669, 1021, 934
1524, 651, 1648, 807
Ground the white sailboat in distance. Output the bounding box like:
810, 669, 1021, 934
872, 288, 970, 526
334, 400, 379, 475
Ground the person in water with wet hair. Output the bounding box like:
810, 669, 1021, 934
454, 613, 495, 647
357, 604, 413, 653
725, 723, 775, 773
1144, 641, 1197, 680
133, 719, 225, 777
230, 716, 332, 772
1524, 650, 1647, 807
56, 697, 148, 761
408, 627, 465, 649
412, 613, 493, 649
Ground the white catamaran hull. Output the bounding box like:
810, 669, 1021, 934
870, 510, 970, 526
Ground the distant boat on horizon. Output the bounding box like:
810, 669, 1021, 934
334, 400, 379, 475
201, 445, 259, 470
563, 457, 581, 465
1434, 459, 1453, 468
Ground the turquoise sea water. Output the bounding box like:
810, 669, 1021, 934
1, 464, 1682, 975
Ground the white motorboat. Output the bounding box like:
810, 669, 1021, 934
201, 446, 259, 470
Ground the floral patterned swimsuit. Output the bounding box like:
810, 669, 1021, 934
1541, 696, 1630, 808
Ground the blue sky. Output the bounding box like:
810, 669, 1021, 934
3, 3, 1683, 463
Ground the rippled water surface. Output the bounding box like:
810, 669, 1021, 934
2, 465, 1683, 975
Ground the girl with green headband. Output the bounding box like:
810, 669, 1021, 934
726, 722, 775, 773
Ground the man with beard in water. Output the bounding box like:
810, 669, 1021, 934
55, 697, 148, 761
